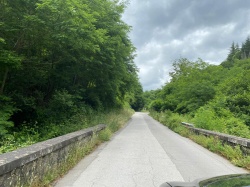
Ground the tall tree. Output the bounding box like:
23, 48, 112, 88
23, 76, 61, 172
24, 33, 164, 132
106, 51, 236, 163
241, 37, 250, 59
0, 0, 140, 127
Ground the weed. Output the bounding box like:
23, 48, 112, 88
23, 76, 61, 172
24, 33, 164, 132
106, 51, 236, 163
0, 108, 133, 154
29, 135, 100, 187
150, 111, 250, 170
222, 145, 243, 161
98, 128, 112, 141
235, 156, 250, 170
0, 108, 133, 187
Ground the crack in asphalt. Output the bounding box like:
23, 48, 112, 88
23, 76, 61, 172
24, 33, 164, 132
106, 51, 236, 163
54, 112, 245, 187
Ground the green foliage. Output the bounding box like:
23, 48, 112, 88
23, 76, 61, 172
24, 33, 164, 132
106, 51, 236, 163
143, 89, 161, 110
190, 134, 250, 169
146, 53, 250, 138
241, 37, 250, 59
0, 0, 143, 147
127, 76, 145, 111
150, 110, 250, 170
0, 96, 15, 139
40, 90, 80, 123
147, 38, 250, 169
222, 145, 243, 162
30, 134, 101, 187
149, 99, 164, 112
175, 80, 215, 113
191, 101, 250, 138
0, 49, 22, 94
0, 108, 133, 154
224, 37, 250, 64
0, 109, 13, 136
150, 58, 219, 114
225, 42, 241, 65
98, 128, 112, 141
192, 107, 221, 130
191, 135, 224, 153
235, 156, 250, 170
150, 110, 191, 136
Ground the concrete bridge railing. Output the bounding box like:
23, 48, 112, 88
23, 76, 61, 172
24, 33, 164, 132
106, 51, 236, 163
0, 124, 106, 187
181, 122, 250, 150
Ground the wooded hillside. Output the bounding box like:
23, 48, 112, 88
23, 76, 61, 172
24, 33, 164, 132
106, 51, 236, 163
0, 0, 143, 151
146, 37, 250, 138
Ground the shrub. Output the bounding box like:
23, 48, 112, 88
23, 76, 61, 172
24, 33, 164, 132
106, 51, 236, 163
192, 105, 250, 138
222, 145, 243, 162
235, 156, 250, 170
225, 117, 250, 138
0, 96, 15, 141
98, 128, 112, 141
149, 99, 164, 112
0, 108, 133, 154
150, 110, 250, 170
42, 90, 79, 123
192, 106, 225, 131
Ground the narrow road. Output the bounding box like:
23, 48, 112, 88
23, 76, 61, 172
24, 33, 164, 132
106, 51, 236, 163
54, 112, 247, 187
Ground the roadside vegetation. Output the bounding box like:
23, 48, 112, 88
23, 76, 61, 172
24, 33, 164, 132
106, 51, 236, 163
30, 108, 132, 187
1, 0, 250, 173
0, 0, 144, 154
145, 38, 250, 169
150, 110, 250, 170
0, 108, 133, 154
145, 37, 250, 139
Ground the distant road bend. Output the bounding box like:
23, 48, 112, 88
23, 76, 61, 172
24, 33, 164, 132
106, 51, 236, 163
54, 112, 247, 187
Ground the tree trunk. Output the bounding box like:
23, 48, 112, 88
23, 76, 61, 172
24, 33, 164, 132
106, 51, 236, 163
0, 67, 9, 95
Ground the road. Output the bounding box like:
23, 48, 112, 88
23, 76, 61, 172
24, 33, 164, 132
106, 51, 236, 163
54, 112, 247, 187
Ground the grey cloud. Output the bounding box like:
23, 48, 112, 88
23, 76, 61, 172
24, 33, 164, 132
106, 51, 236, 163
123, 0, 250, 90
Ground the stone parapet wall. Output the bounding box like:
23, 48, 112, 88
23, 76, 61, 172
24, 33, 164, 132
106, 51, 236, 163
0, 124, 106, 187
181, 122, 250, 149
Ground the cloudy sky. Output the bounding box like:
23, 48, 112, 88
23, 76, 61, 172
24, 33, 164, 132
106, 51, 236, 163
122, 0, 250, 91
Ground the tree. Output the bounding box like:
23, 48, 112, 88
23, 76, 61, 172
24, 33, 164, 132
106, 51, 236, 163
241, 37, 250, 59
161, 59, 214, 113
169, 58, 209, 81
129, 79, 144, 111
226, 42, 240, 63
0, 0, 139, 127
0, 48, 22, 95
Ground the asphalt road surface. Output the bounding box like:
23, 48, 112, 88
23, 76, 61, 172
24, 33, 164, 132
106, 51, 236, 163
54, 112, 247, 187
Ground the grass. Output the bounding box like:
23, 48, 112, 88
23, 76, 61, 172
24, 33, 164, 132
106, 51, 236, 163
29, 135, 100, 187
0, 108, 133, 154
28, 108, 133, 187
0, 108, 133, 187
150, 110, 250, 170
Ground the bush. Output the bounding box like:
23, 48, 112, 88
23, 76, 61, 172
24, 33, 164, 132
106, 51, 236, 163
222, 145, 243, 162
0, 108, 133, 154
0, 95, 15, 140
192, 106, 225, 131
150, 110, 191, 136
150, 110, 250, 170
41, 90, 79, 123
98, 128, 112, 141
225, 118, 250, 138
149, 99, 164, 112
192, 105, 250, 138
235, 156, 250, 170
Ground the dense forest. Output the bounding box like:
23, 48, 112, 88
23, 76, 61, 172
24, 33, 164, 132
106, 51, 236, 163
146, 37, 250, 138
1, 0, 249, 154
0, 0, 144, 151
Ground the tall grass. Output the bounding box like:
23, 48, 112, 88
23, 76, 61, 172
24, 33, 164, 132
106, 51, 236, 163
30, 135, 100, 187
0, 108, 134, 154
150, 110, 250, 170
0, 108, 133, 187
